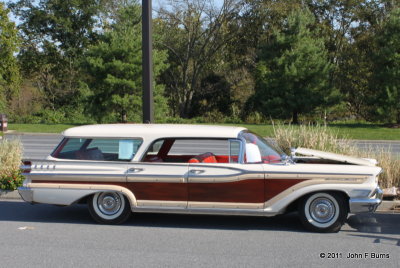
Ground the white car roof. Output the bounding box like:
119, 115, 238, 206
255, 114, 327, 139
62, 124, 247, 140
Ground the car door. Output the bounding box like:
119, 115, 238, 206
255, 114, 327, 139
126, 162, 189, 208
188, 163, 265, 209
187, 139, 265, 210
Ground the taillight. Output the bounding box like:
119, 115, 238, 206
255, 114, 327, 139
21, 160, 32, 174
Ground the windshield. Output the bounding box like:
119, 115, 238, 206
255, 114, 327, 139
241, 132, 285, 164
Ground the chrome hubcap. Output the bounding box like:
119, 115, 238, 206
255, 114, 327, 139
97, 192, 122, 215
309, 198, 335, 223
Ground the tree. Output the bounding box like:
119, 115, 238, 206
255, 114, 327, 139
251, 7, 334, 124
9, 0, 102, 111
0, 2, 21, 112
156, 0, 242, 118
373, 8, 400, 124
82, 3, 169, 123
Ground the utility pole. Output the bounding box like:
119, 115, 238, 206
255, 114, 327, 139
142, 0, 154, 123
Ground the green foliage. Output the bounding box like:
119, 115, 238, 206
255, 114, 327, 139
82, 3, 169, 122
9, 0, 101, 111
251, 8, 334, 124
4, 0, 400, 125
0, 171, 24, 191
0, 2, 21, 112
373, 8, 400, 124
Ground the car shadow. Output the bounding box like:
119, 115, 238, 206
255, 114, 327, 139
2, 201, 399, 235
0, 201, 305, 232
343, 213, 400, 237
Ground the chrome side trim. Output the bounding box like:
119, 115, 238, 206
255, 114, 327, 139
349, 186, 383, 213
265, 172, 373, 177
188, 201, 264, 209
188, 174, 264, 183
132, 207, 278, 217
28, 173, 126, 182
127, 176, 185, 183
136, 200, 264, 209
137, 200, 187, 208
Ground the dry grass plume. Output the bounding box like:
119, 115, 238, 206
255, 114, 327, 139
0, 139, 23, 177
272, 123, 399, 188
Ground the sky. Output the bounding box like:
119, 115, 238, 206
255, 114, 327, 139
6, 0, 226, 24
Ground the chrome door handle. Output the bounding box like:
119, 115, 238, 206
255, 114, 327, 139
128, 168, 143, 173
190, 169, 205, 174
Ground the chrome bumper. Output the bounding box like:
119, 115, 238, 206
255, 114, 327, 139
349, 186, 383, 213
18, 187, 34, 203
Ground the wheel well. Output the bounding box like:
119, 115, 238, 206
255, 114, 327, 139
283, 190, 350, 214
76, 194, 91, 204
76, 191, 135, 208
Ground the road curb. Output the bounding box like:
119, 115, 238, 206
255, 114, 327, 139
0, 190, 21, 200
376, 200, 400, 212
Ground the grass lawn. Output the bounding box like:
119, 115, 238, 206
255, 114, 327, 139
7, 123, 79, 133
6, 122, 400, 140
232, 123, 400, 140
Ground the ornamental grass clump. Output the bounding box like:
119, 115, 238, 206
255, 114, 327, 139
272, 123, 399, 189
0, 139, 24, 190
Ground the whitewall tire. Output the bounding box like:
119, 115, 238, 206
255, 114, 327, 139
88, 192, 131, 224
298, 192, 348, 233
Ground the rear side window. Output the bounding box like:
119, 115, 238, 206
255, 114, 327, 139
52, 138, 142, 161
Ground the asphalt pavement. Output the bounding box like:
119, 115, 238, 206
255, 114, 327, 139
0, 199, 399, 267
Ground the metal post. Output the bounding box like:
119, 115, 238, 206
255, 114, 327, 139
142, 0, 154, 123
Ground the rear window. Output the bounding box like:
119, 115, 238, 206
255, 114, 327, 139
52, 138, 142, 161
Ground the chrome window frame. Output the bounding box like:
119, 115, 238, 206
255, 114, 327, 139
237, 130, 285, 165
228, 139, 243, 164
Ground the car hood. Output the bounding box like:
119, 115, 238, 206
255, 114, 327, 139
295, 147, 377, 166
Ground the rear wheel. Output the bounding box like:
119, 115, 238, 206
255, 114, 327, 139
298, 192, 348, 233
88, 192, 131, 224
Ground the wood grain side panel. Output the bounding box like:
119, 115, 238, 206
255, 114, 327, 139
189, 179, 264, 203
265, 179, 307, 201
127, 182, 188, 201
32, 179, 308, 203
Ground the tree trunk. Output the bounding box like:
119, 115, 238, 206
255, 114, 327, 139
292, 111, 299, 124
121, 111, 127, 123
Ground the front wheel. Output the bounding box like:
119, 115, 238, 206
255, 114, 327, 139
88, 192, 131, 224
298, 192, 348, 233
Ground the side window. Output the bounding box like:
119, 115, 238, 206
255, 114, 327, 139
52, 138, 142, 161
142, 139, 241, 164
146, 140, 164, 156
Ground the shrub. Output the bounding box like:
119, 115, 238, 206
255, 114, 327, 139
0, 139, 24, 190
272, 123, 399, 188
0, 172, 25, 191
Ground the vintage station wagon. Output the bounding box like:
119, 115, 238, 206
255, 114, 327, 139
18, 124, 383, 232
